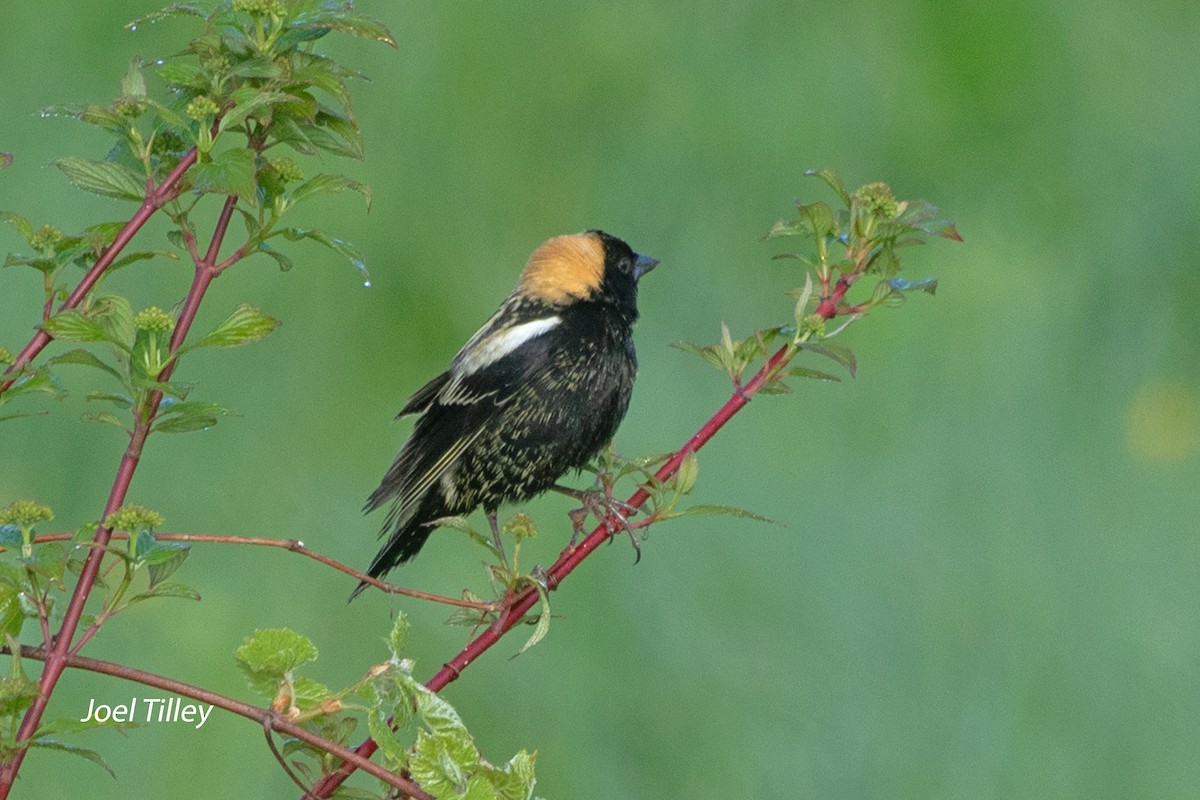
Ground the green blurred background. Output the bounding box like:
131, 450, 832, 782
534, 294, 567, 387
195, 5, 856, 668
3, 1, 1199, 797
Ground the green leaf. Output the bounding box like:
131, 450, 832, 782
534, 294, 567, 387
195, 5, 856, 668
218, 88, 294, 134
128, 581, 201, 603
484, 750, 538, 800
27, 738, 115, 779
514, 583, 552, 657
804, 168, 851, 207
89, 294, 135, 350
0, 584, 24, 639
797, 340, 857, 377
255, 244, 293, 272
674, 451, 699, 495
797, 200, 835, 239
181, 304, 280, 352
152, 400, 233, 433
156, 61, 207, 88
672, 504, 779, 524
81, 411, 128, 429
387, 612, 409, 661
188, 147, 257, 201
288, 174, 371, 210
121, 59, 147, 98
888, 276, 938, 296
784, 365, 842, 382
85, 392, 134, 409
235, 628, 319, 696
54, 157, 145, 202
291, 10, 398, 47
42, 311, 110, 343
0, 212, 36, 247
366, 702, 410, 771
50, 349, 125, 383
127, 4, 206, 30
277, 227, 370, 282
431, 516, 498, 556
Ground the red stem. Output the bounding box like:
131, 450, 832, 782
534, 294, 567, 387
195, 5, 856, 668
5, 645, 432, 800
0, 194, 236, 796
0, 149, 199, 395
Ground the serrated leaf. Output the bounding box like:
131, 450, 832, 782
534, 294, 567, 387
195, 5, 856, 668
888, 276, 938, 296
152, 401, 233, 433
288, 174, 371, 210
181, 304, 280, 352
27, 738, 115, 779
672, 504, 780, 524
50, 349, 125, 383
108, 249, 178, 273
54, 157, 145, 202
292, 10, 398, 47
156, 61, 206, 88
255, 244, 293, 271
218, 89, 293, 134
277, 227, 369, 282
431, 516, 497, 555
514, 584, 552, 657
235, 628, 319, 696
128, 580, 201, 603
674, 451, 699, 495
89, 294, 135, 349
784, 365, 841, 382
387, 612, 409, 660
82, 412, 129, 431
85, 392, 134, 409
0, 583, 24, 639
121, 59, 147, 98
797, 340, 857, 377
366, 705, 410, 770
0, 212, 36, 246
797, 200, 835, 239
42, 311, 110, 343
805, 168, 851, 207
126, 4, 206, 29
188, 147, 257, 201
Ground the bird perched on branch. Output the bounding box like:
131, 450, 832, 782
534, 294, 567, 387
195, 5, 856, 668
358, 230, 657, 595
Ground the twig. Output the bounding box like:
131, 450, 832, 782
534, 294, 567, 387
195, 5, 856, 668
16, 532, 498, 611
0, 149, 199, 396
1, 644, 431, 800
0, 194, 240, 795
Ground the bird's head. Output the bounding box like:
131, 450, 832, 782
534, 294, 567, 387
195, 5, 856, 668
517, 230, 656, 315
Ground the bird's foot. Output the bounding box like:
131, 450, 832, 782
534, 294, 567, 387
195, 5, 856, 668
554, 484, 641, 559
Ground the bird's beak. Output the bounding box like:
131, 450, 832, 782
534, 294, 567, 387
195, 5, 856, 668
633, 253, 658, 280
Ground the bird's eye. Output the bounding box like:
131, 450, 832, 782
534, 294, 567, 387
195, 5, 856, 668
617, 257, 632, 274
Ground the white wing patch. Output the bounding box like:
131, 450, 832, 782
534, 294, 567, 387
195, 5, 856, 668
454, 315, 562, 378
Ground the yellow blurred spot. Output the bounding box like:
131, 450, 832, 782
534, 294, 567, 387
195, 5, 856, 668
1126, 382, 1200, 461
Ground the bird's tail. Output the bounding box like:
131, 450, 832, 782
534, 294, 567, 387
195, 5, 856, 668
350, 492, 446, 601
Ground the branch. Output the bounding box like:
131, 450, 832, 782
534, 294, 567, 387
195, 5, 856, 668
0, 149, 199, 396
18, 532, 498, 611
1, 644, 432, 800
0, 194, 239, 795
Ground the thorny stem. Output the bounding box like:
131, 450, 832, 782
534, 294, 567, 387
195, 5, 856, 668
306, 274, 857, 798
0, 148, 200, 396
0, 193, 239, 796
16, 532, 498, 611
1, 645, 432, 800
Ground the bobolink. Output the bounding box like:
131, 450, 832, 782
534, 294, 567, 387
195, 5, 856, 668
359, 230, 656, 590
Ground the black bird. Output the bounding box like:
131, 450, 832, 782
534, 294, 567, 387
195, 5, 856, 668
359, 230, 656, 592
